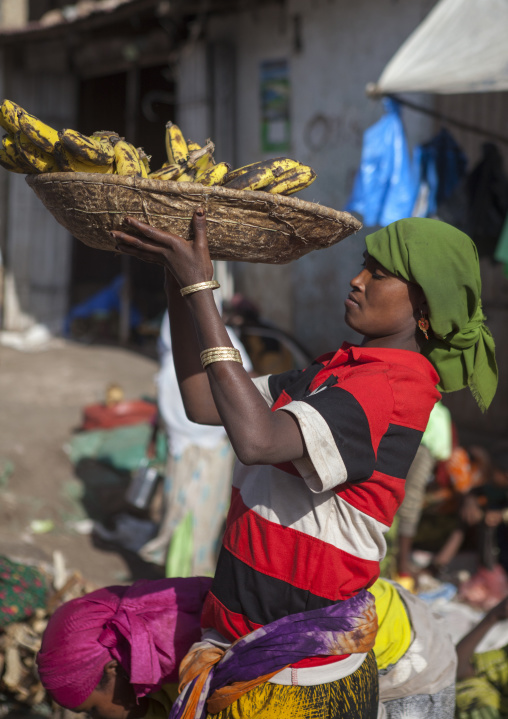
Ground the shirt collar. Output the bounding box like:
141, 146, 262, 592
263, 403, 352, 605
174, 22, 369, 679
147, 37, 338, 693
326, 342, 440, 385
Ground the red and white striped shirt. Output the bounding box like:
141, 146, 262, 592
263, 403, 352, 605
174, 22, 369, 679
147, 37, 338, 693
202, 343, 440, 644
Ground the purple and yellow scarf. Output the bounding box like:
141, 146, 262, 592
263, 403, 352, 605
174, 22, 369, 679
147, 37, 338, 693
171, 588, 377, 719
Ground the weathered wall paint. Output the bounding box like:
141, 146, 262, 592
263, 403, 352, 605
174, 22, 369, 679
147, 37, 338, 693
205, 0, 437, 352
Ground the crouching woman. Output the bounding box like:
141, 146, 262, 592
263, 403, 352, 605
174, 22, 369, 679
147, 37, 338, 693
36, 577, 211, 719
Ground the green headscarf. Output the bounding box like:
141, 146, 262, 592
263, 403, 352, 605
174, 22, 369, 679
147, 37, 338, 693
365, 218, 497, 412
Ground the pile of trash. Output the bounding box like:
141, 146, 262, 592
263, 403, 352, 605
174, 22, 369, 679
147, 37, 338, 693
0, 551, 95, 715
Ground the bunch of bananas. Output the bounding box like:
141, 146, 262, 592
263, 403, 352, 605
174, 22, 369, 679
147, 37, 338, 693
0, 99, 317, 196
159, 121, 317, 195
0, 99, 149, 177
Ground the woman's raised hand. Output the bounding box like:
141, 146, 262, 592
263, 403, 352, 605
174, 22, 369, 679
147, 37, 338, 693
111, 208, 214, 288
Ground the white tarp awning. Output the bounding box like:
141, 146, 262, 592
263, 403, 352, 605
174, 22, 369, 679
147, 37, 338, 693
372, 0, 508, 95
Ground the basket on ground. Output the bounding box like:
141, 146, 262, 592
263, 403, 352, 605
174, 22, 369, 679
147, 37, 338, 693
26, 172, 362, 264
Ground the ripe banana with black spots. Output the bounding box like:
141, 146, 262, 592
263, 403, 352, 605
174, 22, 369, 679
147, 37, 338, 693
196, 161, 231, 186
137, 149, 151, 178
114, 141, 143, 177
60, 128, 115, 166
18, 110, 59, 154
188, 140, 214, 173
0, 100, 23, 134
150, 142, 214, 182
0, 101, 318, 197
149, 163, 182, 180
224, 165, 277, 191
165, 122, 188, 165
53, 143, 114, 174
16, 131, 60, 173
2, 133, 35, 173
0, 145, 25, 172
175, 171, 195, 182
225, 157, 300, 184
263, 164, 316, 195
91, 130, 122, 145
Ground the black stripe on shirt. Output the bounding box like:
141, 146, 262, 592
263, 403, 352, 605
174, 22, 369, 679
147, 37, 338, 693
375, 423, 423, 479
211, 546, 337, 626
302, 386, 376, 483
268, 362, 324, 403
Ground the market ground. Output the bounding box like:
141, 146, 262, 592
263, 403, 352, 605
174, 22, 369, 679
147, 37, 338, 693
0, 340, 163, 588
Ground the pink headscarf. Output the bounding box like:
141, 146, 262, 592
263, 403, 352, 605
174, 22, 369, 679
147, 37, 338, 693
37, 577, 211, 709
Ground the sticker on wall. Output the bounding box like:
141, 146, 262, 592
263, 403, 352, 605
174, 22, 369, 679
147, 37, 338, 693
260, 59, 290, 153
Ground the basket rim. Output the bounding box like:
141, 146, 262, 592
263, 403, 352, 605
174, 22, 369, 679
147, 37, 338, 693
25, 171, 362, 231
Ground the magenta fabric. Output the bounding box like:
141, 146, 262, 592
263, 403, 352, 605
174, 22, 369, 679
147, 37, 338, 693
37, 577, 212, 709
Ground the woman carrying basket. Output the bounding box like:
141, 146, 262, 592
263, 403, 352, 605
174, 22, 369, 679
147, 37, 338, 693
112, 214, 497, 719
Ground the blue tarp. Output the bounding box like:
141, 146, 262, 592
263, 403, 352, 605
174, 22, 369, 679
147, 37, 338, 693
64, 275, 142, 335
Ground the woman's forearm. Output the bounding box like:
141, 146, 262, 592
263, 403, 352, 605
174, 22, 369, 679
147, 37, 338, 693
113, 213, 305, 465
182, 286, 305, 466
165, 270, 222, 425
456, 611, 499, 680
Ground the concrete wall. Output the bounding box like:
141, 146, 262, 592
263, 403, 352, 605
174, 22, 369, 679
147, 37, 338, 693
0, 0, 29, 29
0, 52, 76, 332
205, 0, 437, 354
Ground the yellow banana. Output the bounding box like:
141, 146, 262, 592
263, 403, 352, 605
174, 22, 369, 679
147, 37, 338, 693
16, 131, 60, 173
53, 143, 73, 171
0, 146, 25, 173
60, 128, 115, 166
165, 122, 188, 165
2, 133, 35, 173
91, 130, 122, 145
114, 141, 143, 177
149, 164, 182, 180
196, 162, 231, 186
188, 139, 214, 173
2, 133, 20, 162
225, 157, 300, 184
149, 141, 214, 181
224, 165, 276, 191
137, 148, 151, 178
175, 171, 195, 182
17, 110, 59, 154
263, 165, 317, 195
54, 143, 113, 173
0, 100, 23, 134
181, 141, 215, 177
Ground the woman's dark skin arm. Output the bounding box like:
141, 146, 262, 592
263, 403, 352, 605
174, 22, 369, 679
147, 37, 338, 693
455, 597, 508, 681
164, 266, 222, 424
112, 211, 305, 467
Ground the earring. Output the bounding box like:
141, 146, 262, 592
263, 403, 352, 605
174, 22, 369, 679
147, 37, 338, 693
418, 313, 430, 340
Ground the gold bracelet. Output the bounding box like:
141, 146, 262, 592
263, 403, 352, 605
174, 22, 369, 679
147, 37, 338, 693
200, 348, 242, 363
200, 347, 243, 369
180, 280, 220, 297
200, 347, 240, 359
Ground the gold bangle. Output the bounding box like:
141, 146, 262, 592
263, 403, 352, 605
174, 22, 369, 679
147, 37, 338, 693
200, 347, 243, 369
180, 280, 220, 297
200, 349, 242, 363
200, 347, 240, 359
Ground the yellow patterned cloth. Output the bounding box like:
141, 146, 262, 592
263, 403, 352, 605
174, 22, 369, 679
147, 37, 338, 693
205, 651, 378, 719
456, 645, 508, 719
370, 579, 411, 671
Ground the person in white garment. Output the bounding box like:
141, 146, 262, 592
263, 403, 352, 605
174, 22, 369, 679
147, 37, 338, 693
139, 309, 252, 576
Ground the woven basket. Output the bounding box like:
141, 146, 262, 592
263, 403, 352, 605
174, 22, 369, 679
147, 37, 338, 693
26, 172, 362, 264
